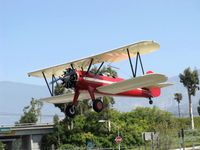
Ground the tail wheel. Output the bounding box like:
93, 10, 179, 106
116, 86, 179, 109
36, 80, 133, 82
65, 104, 76, 118
149, 98, 153, 105
93, 99, 103, 113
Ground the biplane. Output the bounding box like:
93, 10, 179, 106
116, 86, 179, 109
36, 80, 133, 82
28, 41, 172, 117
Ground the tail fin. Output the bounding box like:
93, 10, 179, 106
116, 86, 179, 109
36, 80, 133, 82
146, 71, 154, 74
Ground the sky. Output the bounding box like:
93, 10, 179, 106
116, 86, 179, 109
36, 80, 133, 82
0, 0, 200, 85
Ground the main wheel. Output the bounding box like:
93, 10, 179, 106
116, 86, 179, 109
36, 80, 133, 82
65, 104, 76, 118
93, 99, 103, 113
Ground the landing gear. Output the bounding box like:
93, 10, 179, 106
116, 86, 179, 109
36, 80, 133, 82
93, 98, 103, 113
65, 103, 76, 118
149, 98, 153, 105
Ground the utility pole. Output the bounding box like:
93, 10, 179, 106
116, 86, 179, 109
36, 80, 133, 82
99, 120, 121, 150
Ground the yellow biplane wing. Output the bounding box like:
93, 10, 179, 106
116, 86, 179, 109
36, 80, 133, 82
28, 41, 160, 78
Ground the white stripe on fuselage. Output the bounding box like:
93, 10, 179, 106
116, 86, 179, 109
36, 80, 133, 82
83, 77, 113, 84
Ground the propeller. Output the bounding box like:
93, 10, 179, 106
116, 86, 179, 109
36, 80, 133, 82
51, 68, 78, 89
61, 68, 78, 88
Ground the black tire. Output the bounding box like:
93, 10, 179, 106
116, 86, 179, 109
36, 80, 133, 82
65, 104, 76, 118
93, 99, 103, 113
149, 100, 153, 105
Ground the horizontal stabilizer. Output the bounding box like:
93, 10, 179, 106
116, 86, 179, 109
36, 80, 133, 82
96, 73, 168, 94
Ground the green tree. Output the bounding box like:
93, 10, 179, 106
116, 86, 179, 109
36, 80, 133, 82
42, 106, 185, 149
100, 96, 115, 129
41, 114, 62, 150
91, 66, 118, 77
76, 99, 92, 115
197, 99, 200, 116
53, 114, 59, 123
16, 98, 43, 124
0, 142, 5, 150
174, 93, 183, 118
179, 67, 199, 129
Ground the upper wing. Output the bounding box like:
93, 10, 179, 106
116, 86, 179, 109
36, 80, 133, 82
28, 41, 160, 78
96, 74, 168, 94
38, 91, 102, 104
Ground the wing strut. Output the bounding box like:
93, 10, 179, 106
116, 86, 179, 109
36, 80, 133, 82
95, 62, 104, 74
127, 48, 135, 77
135, 52, 145, 76
52, 75, 58, 86
52, 75, 54, 95
51, 74, 60, 95
126, 49, 145, 78
70, 64, 74, 69
42, 72, 53, 96
86, 58, 94, 74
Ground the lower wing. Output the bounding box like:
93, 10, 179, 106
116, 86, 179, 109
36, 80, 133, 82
38, 91, 102, 104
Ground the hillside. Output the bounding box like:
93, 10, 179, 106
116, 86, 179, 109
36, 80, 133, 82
0, 81, 63, 124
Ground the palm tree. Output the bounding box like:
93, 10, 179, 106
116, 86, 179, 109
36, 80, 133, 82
179, 67, 199, 129
197, 99, 200, 116
174, 93, 182, 118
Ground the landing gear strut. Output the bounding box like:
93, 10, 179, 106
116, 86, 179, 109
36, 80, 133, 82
149, 98, 153, 105
93, 98, 103, 113
65, 103, 76, 118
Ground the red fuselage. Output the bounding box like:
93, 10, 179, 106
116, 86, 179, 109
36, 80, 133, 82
75, 70, 160, 99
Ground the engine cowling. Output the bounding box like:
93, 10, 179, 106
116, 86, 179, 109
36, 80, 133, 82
61, 68, 78, 89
